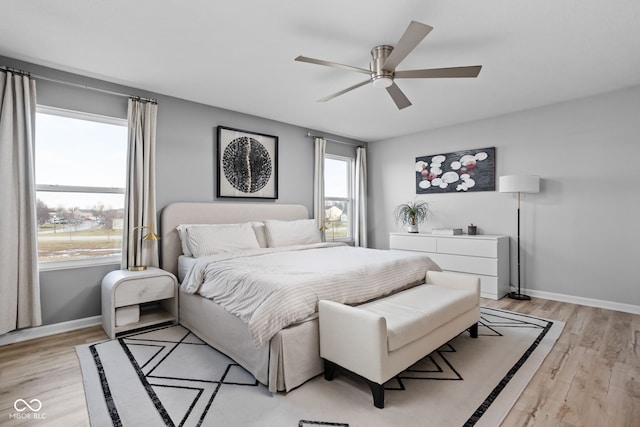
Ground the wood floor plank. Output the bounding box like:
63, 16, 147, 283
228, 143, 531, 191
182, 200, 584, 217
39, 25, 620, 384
0, 299, 638, 426
0, 326, 105, 426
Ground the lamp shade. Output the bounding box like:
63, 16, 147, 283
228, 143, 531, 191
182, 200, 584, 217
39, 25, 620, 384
499, 175, 540, 193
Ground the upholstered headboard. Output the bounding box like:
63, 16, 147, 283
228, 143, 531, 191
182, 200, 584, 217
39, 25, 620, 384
160, 202, 309, 277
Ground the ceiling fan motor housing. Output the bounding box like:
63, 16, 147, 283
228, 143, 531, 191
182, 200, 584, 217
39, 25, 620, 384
370, 45, 394, 88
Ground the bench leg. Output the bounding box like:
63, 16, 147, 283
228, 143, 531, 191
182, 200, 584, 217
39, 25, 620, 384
469, 322, 478, 338
323, 359, 337, 381
323, 359, 385, 408
366, 380, 385, 409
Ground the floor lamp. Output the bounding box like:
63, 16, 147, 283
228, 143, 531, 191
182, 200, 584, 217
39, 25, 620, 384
499, 175, 540, 300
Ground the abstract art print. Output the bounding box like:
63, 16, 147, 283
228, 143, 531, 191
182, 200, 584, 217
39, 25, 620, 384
416, 147, 495, 194
217, 126, 278, 199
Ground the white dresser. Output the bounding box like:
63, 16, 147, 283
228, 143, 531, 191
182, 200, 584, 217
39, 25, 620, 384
389, 233, 510, 300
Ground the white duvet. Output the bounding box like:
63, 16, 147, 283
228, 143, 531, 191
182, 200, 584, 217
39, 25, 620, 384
181, 243, 440, 347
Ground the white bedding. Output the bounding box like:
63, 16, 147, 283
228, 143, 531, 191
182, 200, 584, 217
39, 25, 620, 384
178, 255, 198, 283
181, 243, 440, 347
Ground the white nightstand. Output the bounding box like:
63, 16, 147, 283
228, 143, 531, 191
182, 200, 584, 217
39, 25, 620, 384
101, 267, 178, 339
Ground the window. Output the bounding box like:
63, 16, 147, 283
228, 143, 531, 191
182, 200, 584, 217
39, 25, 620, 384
324, 155, 354, 241
35, 106, 127, 266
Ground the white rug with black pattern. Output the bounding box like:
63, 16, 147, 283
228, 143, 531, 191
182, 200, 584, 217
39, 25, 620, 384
77, 307, 563, 427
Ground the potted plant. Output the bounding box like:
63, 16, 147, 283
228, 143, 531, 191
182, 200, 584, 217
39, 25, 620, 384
393, 200, 431, 233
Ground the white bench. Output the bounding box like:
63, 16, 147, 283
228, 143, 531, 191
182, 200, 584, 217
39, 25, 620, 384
318, 270, 480, 408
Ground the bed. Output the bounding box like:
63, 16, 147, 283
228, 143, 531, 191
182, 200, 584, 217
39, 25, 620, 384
160, 202, 438, 392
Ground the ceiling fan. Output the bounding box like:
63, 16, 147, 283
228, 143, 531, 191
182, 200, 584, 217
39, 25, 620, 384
295, 21, 482, 110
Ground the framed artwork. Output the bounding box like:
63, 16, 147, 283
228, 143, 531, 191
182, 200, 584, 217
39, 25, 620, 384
416, 147, 495, 194
217, 126, 278, 199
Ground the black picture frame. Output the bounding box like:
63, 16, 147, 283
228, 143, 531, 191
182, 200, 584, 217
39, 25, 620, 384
415, 147, 496, 194
216, 126, 278, 199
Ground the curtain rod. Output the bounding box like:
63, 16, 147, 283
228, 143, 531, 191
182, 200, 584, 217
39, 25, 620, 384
1, 65, 157, 104
306, 131, 363, 147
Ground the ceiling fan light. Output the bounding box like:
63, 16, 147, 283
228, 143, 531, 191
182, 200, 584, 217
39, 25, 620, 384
372, 76, 393, 88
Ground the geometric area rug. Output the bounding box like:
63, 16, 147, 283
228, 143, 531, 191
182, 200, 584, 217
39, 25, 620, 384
76, 307, 563, 427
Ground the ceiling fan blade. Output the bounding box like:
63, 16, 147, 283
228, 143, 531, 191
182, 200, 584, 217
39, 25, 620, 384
385, 83, 412, 110
395, 65, 482, 79
382, 21, 433, 71
318, 79, 371, 102
295, 55, 371, 75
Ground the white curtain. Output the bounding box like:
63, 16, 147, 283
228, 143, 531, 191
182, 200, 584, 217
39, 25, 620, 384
313, 137, 326, 240
354, 146, 368, 247
122, 98, 159, 270
0, 70, 41, 335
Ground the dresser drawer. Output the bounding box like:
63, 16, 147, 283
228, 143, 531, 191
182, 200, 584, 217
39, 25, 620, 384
436, 238, 497, 258
478, 276, 501, 298
389, 232, 508, 300
114, 275, 175, 307
389, 234, 437, 252
440, 271, 501, 298
428, 253, 498, 276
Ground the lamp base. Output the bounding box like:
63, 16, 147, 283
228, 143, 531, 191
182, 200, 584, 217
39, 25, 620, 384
128, 265, 147, 272
507, 292, 531, 301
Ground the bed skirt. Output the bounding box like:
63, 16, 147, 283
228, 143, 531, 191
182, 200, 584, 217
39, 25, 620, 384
179, 290, 323, 392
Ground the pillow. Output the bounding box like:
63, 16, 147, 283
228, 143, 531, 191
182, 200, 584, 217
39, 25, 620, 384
249, 221, 268, 248
184, 223, 261, 257
176, 224, 194, 256
178, 222, 268, 255
263, 219, 321, 247
176, 223, 219, 256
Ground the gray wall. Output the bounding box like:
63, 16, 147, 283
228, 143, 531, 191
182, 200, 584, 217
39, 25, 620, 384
1, 55, 363, 325
368, 86, 640, 307
7, 50, 636, 323
40, 264, 117, 324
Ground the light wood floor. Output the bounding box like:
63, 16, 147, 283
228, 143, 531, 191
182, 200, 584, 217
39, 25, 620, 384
482, 298, 639, 427
0, 298, 638, 426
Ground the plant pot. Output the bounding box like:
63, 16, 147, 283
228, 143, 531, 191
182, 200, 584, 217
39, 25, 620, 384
405, 224, 419, 233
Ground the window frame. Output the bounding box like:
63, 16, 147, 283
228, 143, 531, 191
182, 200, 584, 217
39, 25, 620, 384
35, 105, 127, 270
324, 154, 355, 243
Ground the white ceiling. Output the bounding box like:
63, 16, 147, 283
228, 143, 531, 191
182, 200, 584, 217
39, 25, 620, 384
2, 0, 640, 142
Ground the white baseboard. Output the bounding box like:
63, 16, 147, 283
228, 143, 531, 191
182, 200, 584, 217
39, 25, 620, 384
0, 315, 102, 347
524, 288, 640, 315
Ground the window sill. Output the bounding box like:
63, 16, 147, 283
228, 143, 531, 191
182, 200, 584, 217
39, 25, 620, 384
38, 256, 121, 272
